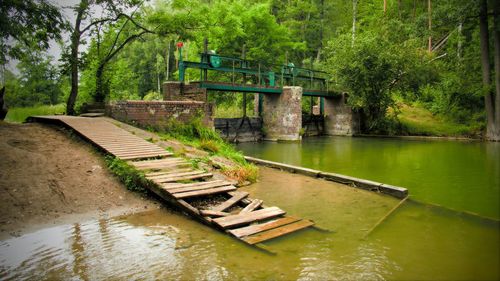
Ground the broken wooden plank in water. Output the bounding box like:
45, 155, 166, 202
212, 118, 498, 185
240, 199, 263, 214
212, 192, 249, 212
242, 219, 314, 245
228, 216, 302, 238
213, 207, 286, 229
200, 210, 231, 217
173, 185, 237, 199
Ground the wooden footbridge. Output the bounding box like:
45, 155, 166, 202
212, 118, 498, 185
30, 116, 318, 251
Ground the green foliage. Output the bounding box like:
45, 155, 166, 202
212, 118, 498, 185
105, 156, 148, 193
5, 104, 66, 123
325, 31, 410, 133
0, 0, 67, 64
199, 139, 219, 153
397, 102, 482, 137
4, 49, 64, 107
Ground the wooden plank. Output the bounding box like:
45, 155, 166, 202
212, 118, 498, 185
113, 151, 170, 157
145, 168, 195, 177
240, 199, 263, 214
146, 170, 208, 180
212, 192, 249, 212
163, 180, 230, 190
177, 199, 200, 215
242, 220, 314, 245
173, 185, 236, 199
130, 158, 186, 167
228, 216, 301, 238
120, 154, 171, 160
134, 162, 191, 171
168, 182, 233, 194
212, 207, 286, 229
150, 172, 213, 183
102, 147, 167, 152
200, 210, 231, 217
114, 151, 172, 157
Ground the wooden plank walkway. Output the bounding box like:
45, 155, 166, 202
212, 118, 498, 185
30, 116, 317, 250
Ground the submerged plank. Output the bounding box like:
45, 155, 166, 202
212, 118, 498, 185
212, 192, 249, 212
242, 220, 314, 245
173, 185, 236, 199
240, 199, 263, 214
228, 216, 301, 238
213, 207, 286, 229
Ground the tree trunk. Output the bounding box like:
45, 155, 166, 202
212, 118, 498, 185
352, 0, 357, 46
66, 0, 86, 115
479, 0, 496, 140
95, 64, 105, 103
492, 0, 500, 140
428, 0, 432, 52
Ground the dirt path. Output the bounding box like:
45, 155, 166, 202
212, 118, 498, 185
0, 122, 158, 239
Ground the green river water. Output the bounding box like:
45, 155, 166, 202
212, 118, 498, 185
238, 136, 500, 220
1, 137, 499, 280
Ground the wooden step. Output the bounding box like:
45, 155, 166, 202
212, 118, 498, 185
145, 168, 195, 177
212, 207, 286, 229
173, 185, 236, 199
240, 199, 263, 214
200, 210, 231, 217
119, 153, 172, 160
167, 181, 233, 194
129, 158, 187, 169
115, 151, 172, 157
147, 171, 213, 183
212, 192, 249, 212
228, 216, 302, 238
242, 220, 314, 245
163, 180, 230, 190
135, 162, 192, 172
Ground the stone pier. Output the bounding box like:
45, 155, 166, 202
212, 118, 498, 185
261, 86, 302, 141
323, 93, 359, 136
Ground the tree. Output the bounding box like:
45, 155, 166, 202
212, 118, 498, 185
479, 0, 499, 140
0, 0, 67, 64
65, 0, 142, 115
92, 13, 153, 102
4, 49, 62, 107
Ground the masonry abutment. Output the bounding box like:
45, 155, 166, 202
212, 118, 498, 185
262, 86, 302, 141
323, 93, 360, 136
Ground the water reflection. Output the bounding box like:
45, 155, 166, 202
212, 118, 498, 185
1, 170, 498, 280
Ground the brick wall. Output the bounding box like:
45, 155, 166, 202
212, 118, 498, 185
106, 100, 214, 128
163, 82, 207, 102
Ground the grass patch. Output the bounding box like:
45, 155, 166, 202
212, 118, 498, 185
221, 164, 259, 185
105, 156, 149, 193
5, 104, 66, 123
158, 117, 258, 183
397, 103, 481, 137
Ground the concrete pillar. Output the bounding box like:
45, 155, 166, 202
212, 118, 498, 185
324, 93, 360, 136
262, 86, 302, 141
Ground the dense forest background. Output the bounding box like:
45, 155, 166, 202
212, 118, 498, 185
1, 0, 500, 139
